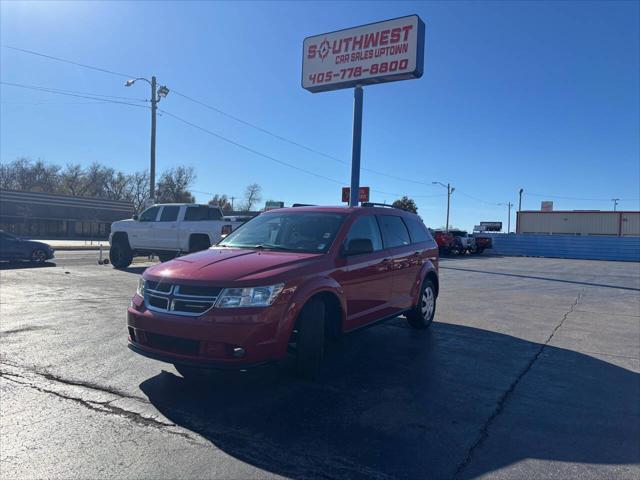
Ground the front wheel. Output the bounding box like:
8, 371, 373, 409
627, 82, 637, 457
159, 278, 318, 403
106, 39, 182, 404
293, 299, 325, 379
406, 279, 436, 329
30, 249, 47, 263
110, 241, 133, 269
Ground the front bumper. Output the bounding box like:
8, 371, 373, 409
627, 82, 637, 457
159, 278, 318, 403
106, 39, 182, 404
126, 295, 291, 368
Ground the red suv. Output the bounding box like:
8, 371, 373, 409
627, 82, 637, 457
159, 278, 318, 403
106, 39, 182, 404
127, 205, 439, 379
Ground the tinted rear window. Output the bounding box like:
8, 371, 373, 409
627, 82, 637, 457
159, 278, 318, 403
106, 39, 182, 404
377, 215, 411, 248
404, 216, 431, 243
159, 206, 179, 222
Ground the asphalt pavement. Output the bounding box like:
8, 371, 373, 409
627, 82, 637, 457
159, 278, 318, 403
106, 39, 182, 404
1, 253, 639, 479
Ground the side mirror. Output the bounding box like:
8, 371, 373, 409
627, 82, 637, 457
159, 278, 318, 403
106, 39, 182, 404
345, 238, 374, 256
132, 214, 139, 221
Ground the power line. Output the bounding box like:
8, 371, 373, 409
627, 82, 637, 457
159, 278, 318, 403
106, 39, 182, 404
172, 88, 439, 187
0, 80, 147, 102
159, 107, 444, 200
4, 45, 454, 191
3, 45, 138, 79
1, 81, 150, 109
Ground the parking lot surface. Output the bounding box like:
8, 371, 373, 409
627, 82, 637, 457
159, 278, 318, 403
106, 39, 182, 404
1, 253, 639, 479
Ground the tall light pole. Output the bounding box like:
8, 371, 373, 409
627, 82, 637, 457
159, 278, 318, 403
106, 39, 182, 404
612, 198, 619, 211
518, 188, 524, 212
499, 202, 514, 233
125, 76, 170, 205
433, 182, 455, 232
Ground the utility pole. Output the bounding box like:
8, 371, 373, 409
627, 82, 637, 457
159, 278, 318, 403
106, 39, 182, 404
612, 198, 619, 211
150, 76, 157, 203
498, 202, 514, 233
433, 182, 455, 232
125, 76, 169, 207
231, 196, 236, 211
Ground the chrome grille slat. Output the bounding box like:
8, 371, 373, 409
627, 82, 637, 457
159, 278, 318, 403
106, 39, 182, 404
144, 282, 219, 316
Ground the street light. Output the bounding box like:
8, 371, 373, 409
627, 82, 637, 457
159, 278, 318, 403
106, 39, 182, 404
125, 76, 170, 205
432, 181, 454, 232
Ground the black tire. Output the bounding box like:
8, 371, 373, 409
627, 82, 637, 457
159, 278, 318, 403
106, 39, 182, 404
158, 252, 176, 262
294, 298, 325, 380
406, 279, 437, 329
476, 248, 484, 254
30, 249, 47, 263
189, 235, 211, 253
110, 240, 133, 269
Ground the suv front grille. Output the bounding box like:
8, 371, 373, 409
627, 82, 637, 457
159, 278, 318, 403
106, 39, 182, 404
145, 282, 222, 316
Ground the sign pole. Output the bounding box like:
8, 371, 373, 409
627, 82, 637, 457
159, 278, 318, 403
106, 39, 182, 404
350, 86, 364, 207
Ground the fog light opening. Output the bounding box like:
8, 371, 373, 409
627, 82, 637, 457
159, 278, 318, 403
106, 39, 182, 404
232, 347, 245, 358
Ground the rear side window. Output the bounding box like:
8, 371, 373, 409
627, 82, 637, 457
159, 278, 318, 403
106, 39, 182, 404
344, 216, 383, 252
377, 215, 411, 248
404, 216, 432, 243
159, 206, 179, 222
139, 206, 160, 222
208, 207, 223, 220
184, 206, 208, 221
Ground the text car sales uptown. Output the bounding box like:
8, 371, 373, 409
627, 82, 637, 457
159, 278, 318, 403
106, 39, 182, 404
306, 23, 414, 84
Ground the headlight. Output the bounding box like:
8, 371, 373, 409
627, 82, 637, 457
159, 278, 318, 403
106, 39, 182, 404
136, 278, 145, 297
216, 284, 284, 308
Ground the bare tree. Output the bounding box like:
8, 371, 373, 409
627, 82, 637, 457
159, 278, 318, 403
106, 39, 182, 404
208, 193, 232, 212
155, 166, 196, 204
59, 164, 85, 196
242, 183, 261, 211
126, 171, 150, 212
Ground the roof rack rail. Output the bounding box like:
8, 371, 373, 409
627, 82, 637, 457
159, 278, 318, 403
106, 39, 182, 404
291, 203, 316, 207
361, 202, 404, 210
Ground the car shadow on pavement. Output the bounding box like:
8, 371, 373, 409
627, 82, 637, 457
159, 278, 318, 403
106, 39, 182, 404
0, 261, 56, 270
139, 321, 639, 480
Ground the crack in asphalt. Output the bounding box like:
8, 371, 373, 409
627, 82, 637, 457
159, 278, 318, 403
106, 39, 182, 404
452, 291, 583, 479
0, 364, 198, 443
0, 359, 147, 402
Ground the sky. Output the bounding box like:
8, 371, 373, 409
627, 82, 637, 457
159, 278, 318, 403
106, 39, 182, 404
1, 0, 639, 231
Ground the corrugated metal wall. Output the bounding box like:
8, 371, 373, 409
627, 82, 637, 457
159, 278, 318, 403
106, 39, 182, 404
517, 211, 640, 236
484, 233, 640, 262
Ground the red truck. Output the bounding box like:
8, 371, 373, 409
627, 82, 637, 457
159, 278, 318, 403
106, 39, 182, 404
432, 229, 456, 255
127, 205, 440, 379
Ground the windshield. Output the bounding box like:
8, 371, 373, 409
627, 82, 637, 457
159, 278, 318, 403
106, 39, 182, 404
219, 212, 346, 253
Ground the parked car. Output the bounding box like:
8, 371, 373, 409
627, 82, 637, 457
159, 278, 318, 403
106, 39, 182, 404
450, 230, 475, 254
432, 229, 456, 255
0, 231, 55, 263
109, 204, 244, 268
473, 235, 492, 254
126, 204, 440, 379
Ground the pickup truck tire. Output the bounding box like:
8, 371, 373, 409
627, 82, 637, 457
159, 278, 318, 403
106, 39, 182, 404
189, 234, 211, 253
295, 298, 325, 380
110, 239, 133, 269
406, 279, 436, 329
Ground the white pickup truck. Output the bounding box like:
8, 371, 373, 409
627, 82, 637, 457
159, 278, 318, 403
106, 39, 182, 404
109, 204, 246, 268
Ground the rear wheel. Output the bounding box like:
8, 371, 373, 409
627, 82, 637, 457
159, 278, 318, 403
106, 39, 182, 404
293, 298, 325, 379
158, 252, 176, 262
189, 235, 211, 253
30, 249, 47, 263
406, 279, 436, 329
110, 240, 133, 269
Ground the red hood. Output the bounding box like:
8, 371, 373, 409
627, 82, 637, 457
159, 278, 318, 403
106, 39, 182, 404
143, 248, 323, 285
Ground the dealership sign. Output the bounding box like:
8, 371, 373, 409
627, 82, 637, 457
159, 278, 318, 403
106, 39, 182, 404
302, 15, 425, 93
342, 186, 370, 203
